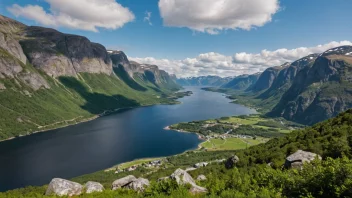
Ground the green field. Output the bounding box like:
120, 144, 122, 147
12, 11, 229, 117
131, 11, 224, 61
170, 114, 300, 140
200, 137, 269, 151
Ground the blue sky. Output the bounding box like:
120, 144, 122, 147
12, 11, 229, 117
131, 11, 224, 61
1, 0, 352, 77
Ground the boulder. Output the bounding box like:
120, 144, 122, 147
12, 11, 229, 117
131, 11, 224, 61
112, 175, 136, 190
45, 178, 83, 196
126, 178, 150, 192
0, 83, 5, 90
84, 181, 104, 194
285, 150, 322, 169
225, 155, 240, 169
190, 185, 208, 194
194, 162, 208, 168
196, 175, 207, 181
170, 168, 196, 186
170, 169, 207, 194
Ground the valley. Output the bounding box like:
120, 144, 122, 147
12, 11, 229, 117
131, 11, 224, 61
1, 3, 352, 197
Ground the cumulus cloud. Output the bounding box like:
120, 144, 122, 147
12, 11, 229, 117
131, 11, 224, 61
130, 41, 352, 78
7, 0, 135, 32
158, 0, 280, 34
144, 11, 152, 26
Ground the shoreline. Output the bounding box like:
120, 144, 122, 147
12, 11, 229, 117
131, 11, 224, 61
164, 125, 206, 140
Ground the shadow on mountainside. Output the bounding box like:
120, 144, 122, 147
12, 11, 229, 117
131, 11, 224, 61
113, 66, 148, 92
59, 77, 140, 114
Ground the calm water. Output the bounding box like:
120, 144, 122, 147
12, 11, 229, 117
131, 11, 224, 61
0, 87, 255, 191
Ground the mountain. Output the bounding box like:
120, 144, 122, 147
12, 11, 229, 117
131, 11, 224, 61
109, 51, 181, 91
208, 46, 352, 125
176, 76, 232, 86
0, 15, 180, 140
250, 64, 287, 92
269, 46, 352, 125
220, 73, 260, 90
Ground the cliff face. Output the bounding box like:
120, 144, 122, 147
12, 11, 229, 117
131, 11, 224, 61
0, 15, 49, 90
221, 73, 260, 91
251, 66, 286, 92
108, 51, 180, 90
21, 26, 112, 77
269, 46, 352, 125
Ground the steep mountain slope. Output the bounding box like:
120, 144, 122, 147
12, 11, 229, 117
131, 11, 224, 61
109, 51, 181, 91
177, 76, 232, 86
221, 73, 260, 90
0, 15, 180, 140
269, 46, 352, 125
250, 65, 287, 92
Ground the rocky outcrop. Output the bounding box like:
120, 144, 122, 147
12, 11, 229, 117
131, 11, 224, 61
196, 175, 207, 181
170, 168, 207, 194
225, 155, 240, 169
112, 175, 137, 190
284, 150, 322, 169
45, 178, 83, 196
269, 46, 352, 125
84, 181, 104, 194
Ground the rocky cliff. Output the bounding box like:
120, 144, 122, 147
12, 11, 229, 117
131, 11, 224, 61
109, 50, 180, 90
250, 65, 286, 92
269, 46, 352, 124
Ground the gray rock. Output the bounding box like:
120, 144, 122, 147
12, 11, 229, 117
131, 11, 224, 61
190, 185, 208, 194
126, 178, 150, 192
285, 150, 322, 169
111, 175, 136, 190
225, 155, 240, 169
45, 178, 83, 196
170, 168, 196, 186
194, 162, 208, 168
18, 72, 50, 90
196, 175, 207, 181
84, 181, 104, 194
170, 168, 208, 194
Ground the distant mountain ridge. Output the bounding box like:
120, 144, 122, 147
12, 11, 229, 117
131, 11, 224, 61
177, 76, 232, 86
217, 45, 352, 125
0, 15, 180, 140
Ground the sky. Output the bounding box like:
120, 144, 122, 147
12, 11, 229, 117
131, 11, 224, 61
1, 0, 352, 77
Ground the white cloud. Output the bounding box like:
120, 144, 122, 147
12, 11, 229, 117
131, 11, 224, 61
130, 41, 352, 78
7, 0, 135, 32
144, 11, 152, 26
158, 0, 280, 34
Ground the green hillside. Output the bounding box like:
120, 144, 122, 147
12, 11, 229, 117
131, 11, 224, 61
0, 60, 180, 140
